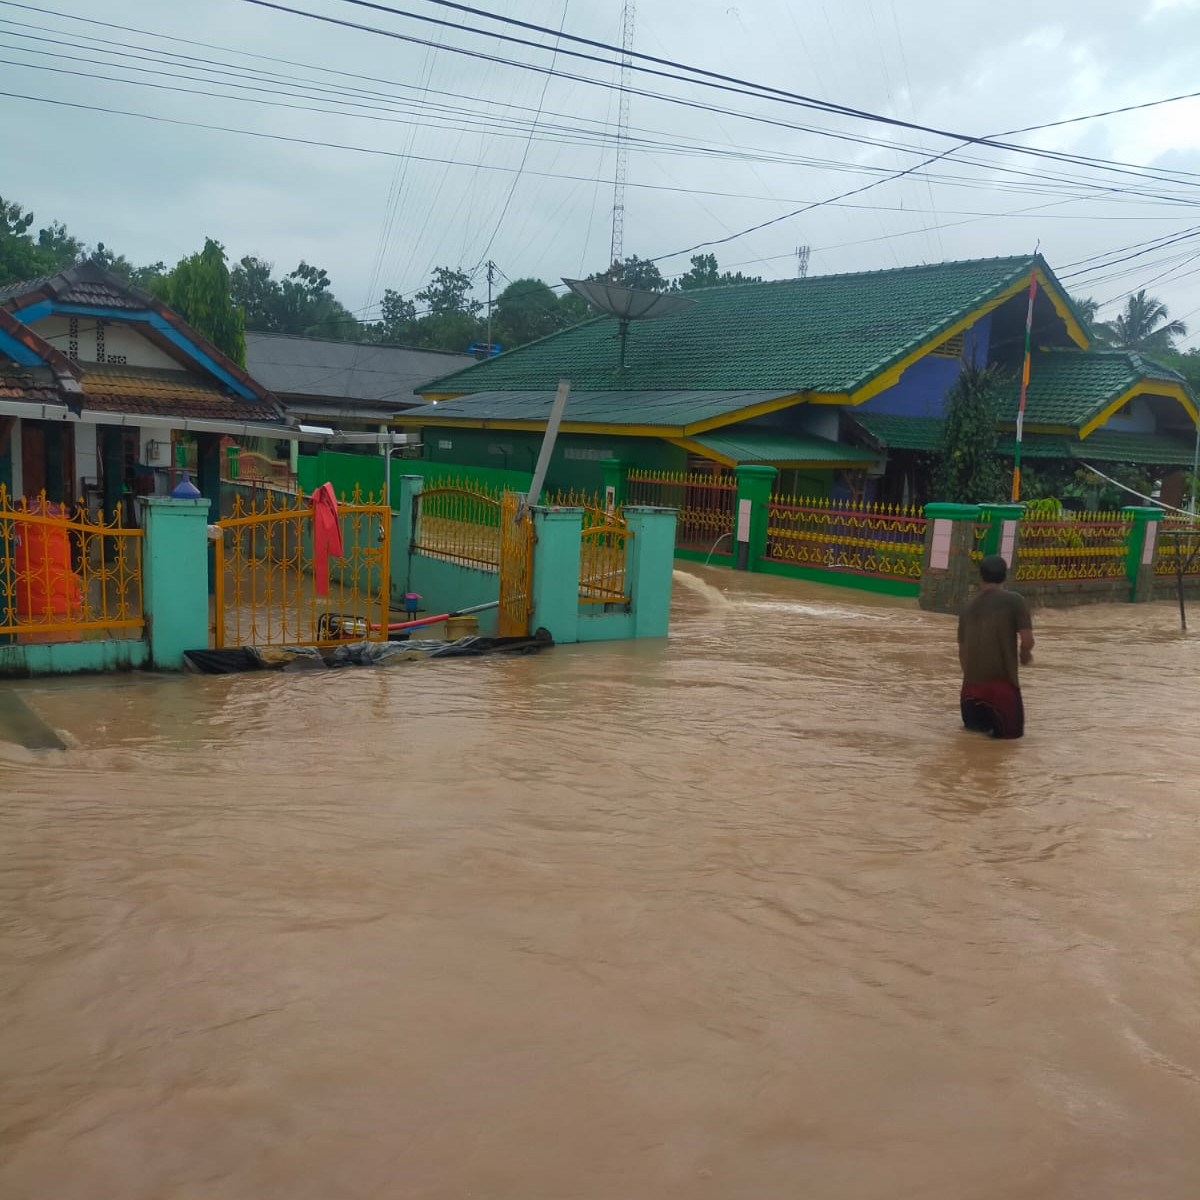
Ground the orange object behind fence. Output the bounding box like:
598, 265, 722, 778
14, 500, 83, 638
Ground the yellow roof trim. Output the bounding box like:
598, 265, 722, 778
845, 266, 1082, 407
806, 391, 852, 405
683, 391, 806, 434
1079, 381, 1199, 439
668, 438, 737, 467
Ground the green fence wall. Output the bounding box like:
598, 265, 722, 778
298, 451, 535, 506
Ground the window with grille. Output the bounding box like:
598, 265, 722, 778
930, 330, 966, 359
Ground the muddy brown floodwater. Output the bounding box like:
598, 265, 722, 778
2, 567, 1200, 1199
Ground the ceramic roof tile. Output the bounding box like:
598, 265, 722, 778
78, 366, 282, 423
994, 349, 1192, 427
420, 256, 1057, 396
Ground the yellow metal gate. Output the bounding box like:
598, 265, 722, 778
213, 489, 391, 648
498, 490, 534, 637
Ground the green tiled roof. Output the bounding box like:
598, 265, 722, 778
850, 412, 1196, 465
688, 428, 880, 465
401, 389, 788, 429
850, 412, 944, 452
420, 256, 1059, 396
994, 349, 1192, 427
1065, 429, 1198, 466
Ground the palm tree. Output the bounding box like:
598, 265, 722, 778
1071, 295, 1101, 332
1094, 290, 1188, 353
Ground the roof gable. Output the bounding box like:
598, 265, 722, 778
995, 349, 1197, 430
420, 255, 1085, 398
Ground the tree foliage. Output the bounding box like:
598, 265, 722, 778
232, 256, 363, 338
672, 253, 762, 291
154, 238, 246, 366
1094, 289, 1187, 353
0, 195, 82, 284
933, 364, 1007, 504
589, 254, 667, 291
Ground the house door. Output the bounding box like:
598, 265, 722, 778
19, 421, 75, 504
21, 423, 45, 498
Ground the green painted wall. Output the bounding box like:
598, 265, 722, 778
0, 639, 149, 679
405, 556, 500, 635
416, 426, 684, 495
298, 451, 535, 504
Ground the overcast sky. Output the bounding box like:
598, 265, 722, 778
4, 0, 1200, 344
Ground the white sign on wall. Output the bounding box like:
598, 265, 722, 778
929, 518, 953, 570
1142, 523, 1158, 566
1000, 519, 1017, 566
737, 498, 752, 543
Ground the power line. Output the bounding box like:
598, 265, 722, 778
238, 0, 1200, 195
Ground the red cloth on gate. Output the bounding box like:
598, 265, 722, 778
311, 483, 343, 598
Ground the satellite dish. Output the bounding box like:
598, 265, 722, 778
564, 277, 694, 369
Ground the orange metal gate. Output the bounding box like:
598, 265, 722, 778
498, 491, 534, 637
214, 489, 391, 648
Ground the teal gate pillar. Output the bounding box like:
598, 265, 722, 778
141, 496, 211, 669
1122, 506, 1164, 602
392, 475, 422, 604
919, 503, 982, 613
623, 505, 677, 638
733, 465, 778, 571
530, 506, 583, 643
600, 458, 628, 514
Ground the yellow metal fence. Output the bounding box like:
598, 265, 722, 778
412, 481, 502, 570
1013, 512, 1131, 583
1155, 518, 1200, 578
0, 485, 144, 642
625, 469, 735, 553
214, 487, 390, 648
765, 494, 927, 581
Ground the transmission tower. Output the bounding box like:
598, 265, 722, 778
609, 0, 635, 272
795, 245, 811, 279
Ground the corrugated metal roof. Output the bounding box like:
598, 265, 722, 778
688, 428, 879, 465
245, 332, 472, 406
418, 256, 1077, 396
402, 389, 790, 429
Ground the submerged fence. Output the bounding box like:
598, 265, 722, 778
0, 486, 144, 642
625, 469, 735, 554
764, 493, 927, 584
1155, 517, 1200, 579
1014, 511, 1132, 583
411, 479, 503, 570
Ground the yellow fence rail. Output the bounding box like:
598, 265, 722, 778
1155, 518, 1200, 578
765, 494, 927, 581
214, 486, 390, 648
1013, 511, 1131, 583
498, 491, 534, 636
412, 481, 502, 570
626, 469, 735, 553
579, 516, 633, 603
0, 485, 144, 642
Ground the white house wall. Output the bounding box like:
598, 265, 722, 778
75, 422, 98, 493
29, 315, 183, 371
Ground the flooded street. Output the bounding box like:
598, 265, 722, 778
2, 568, 1199, 1199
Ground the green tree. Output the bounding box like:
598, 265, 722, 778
672, 253, 762, 291
231, 256, 362, 338
1155, 347, 1200, 391
492, 277, 561, 347
155, 238, 246, 365
933, 364, 1006, 503
415, 265, 480, 316
0, 196, 83, 284
590, 254, 667, 290
1095, 289, 1188, 353
1070, 294, 1101, 338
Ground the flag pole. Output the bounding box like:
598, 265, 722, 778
1011, 267, 1038, 503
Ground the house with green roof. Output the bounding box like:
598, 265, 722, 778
400, 254, 1198, 502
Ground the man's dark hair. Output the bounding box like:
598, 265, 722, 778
979, 555, 1008, 584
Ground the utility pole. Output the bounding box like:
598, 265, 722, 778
609, 0, 635, 274
486, 260, 496, 358
795, 245, 810, 279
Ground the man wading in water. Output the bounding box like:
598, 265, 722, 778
957, 555, 1034, 739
